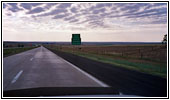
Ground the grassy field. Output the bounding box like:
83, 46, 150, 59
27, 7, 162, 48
3, 46, 38, 57
45, 44, 167, 78
56, 44, 167, 62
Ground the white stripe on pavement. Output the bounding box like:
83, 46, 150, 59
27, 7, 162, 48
60, 58, 109, 87
30, 58, 34, 61
11, 70, 23, 84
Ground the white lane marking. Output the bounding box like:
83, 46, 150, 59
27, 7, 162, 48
41, 46, 42, 52
61, 58, 109, 87
119, 92, 123, 95
11, 70, 23, 84
30, 58, 34, 61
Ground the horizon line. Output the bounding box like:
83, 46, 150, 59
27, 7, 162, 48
3, 41, 162, 43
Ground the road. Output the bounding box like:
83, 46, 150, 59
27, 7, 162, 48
3, 46, 108, 91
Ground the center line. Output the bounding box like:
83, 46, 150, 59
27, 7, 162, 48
30, 58, 33, 61
11, 70, 23, 84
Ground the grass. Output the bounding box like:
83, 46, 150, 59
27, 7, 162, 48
47, 46, 167, 79
3, 46, 38, 57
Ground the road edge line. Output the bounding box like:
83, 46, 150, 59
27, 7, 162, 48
60, 57, 109, 87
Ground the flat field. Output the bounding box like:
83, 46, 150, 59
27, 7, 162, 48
3, 47, 38, 57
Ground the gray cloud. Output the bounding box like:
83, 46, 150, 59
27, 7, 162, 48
69, 19, 79, 23
4, 3, 167, 29
20, 3, 32, 10
88, 20, 107, 28
20, 3, 43, 10
57, 3, 72, 8
64, 16, 75, 21
27, 7, 44, 14
7, 3, 23, 12
44, 3, 58, 9
3, 3, 7, 9
96, 3, 107, 8
70, 7, 77, 13
92, 8, 106, 14
52, 13, 69, 19
37, 8, 67, 17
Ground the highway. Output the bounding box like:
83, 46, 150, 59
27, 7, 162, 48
3, 46, 108, 91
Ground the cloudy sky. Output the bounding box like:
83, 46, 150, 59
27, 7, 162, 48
3, 2, 167, 42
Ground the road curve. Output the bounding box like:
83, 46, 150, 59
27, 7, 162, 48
3, 46, 108, 91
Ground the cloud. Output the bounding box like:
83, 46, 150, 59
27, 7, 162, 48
52, 14, 68, 19
95, 3, 112, 8
95, 3, 106, 8
63, 13, 82, 22
57, 3, 72, 8
20, 3, 43, 10
3, 3, 167, 30
70, 7, 77, 13
37, 8, 67, 17
27, 7, 44, 14
44, 3, 58, 9
118, 3, 166, 17
20, 3, 32, 10
69, 19, 79, 23
3, 3, 7, 9
7, 3, 23, 12
64, 16, 75, 21
3, 2, 167, 42
92, 8, 106, 14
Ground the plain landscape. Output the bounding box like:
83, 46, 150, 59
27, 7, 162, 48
3, 41, 167, 97
3, 2, 168, 98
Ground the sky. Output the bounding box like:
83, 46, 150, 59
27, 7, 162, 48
2, 2, 167, 42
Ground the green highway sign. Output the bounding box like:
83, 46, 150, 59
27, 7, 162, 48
72, 34, 81, 45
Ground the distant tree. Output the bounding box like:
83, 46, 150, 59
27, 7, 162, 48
162, 34, 167, 44
18, 44, 24, 47
3, 44, 6, 48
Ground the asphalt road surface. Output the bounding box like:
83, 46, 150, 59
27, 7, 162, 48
3, 46, 108, 91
